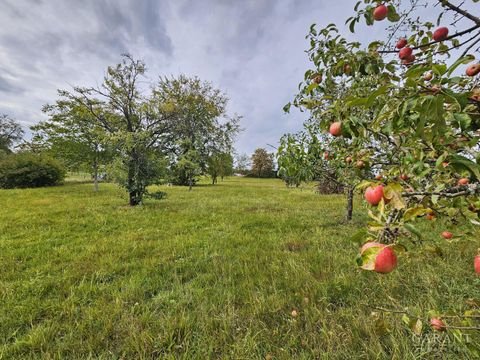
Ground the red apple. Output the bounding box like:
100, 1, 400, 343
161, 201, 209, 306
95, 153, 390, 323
401, 54, 415, 65
375, 174, 383, 180
442, 231, 453, 240
373, 4, 388, 21
396, 38, 407, 49
458, 178, 469, 186
475, 254, 480, 275
360, 242, 398, 274
400, 174, 409, 181
329, 121, 342, 137
399, 47, 413, 60
374, 246, 397, 273
346, 156, 352, 164
430, 318, 446, 331
356, 160, 365, 169
433, 27, 449, 42
466, 63, 480, 77
365, 185, 384, 206
426, 214, 435, 221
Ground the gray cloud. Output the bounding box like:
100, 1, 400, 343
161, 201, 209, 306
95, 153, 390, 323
0, 75, 24, 94
0, 0, 478, 156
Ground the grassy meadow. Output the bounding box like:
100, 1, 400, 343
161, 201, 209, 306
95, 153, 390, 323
1, 177, 479, 359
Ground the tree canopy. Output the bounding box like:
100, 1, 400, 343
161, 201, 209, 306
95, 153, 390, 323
0, 115, 23, 154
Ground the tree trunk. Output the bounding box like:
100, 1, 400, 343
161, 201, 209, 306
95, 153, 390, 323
127, 150, 141, 206
346, 187, 354, 221
93, 154, 99, 192
188, 174, 193, 191
129, 191, 139, 206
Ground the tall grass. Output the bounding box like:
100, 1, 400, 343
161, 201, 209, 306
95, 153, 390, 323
0, 177, 479, 359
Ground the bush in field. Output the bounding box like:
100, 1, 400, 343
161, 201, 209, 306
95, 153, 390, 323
0, 153, 65, 188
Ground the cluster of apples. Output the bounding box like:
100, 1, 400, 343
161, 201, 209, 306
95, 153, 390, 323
372, 3, 480, 76
359, 185, 398, 273
328, 124, 372, 170
395, 26, 480, 76
395, 38, 415, 65
395, 27, 446, 65
363, 184, 480, 276
330, 122, 363, 166
394, 25, 449, 65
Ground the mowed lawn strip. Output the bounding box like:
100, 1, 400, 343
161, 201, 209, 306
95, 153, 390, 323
0, 177, 479, 359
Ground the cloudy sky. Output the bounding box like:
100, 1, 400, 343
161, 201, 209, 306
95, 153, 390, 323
0, 0, 477, 155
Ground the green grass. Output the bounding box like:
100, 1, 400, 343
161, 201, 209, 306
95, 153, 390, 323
0, 177, 479, 359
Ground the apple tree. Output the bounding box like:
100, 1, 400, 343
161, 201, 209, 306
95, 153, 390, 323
288, 0, 480, 265
286, 0, 480, 336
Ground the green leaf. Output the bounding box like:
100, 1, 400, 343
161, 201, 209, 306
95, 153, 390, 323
432, 63, 447, 76
389, 243, 407, 253
446, 55, 476, 77
305, 82, 319, 94
349, 228, 368, 246
450, 155, 480, 180
384, 183, 405, 210
452, 113, 471, 131
366, 86, 390, 107
411, 319, 423, 335
358, 246, 382, 271
403, 206, 428, 221
404, 223, 422, 240
349, 19, 356, 33
356, 180, 375, 191
386, 5, 400, 22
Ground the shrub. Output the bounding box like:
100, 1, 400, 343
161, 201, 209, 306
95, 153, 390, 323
0, 153, 66, 188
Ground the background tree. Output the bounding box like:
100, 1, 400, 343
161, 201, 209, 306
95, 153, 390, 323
49, 54, 175, 205
234, 153, 251, 174
251, 148, 275, 178
207, 152, 233, 184
154, 75, 240, 187
0, 115, 23, 154
31, 104, 113, 191
278, 129, 371, 220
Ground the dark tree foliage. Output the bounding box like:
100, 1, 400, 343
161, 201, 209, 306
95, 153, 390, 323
154, 75, 240, 187
0, 153, 65, 188
0, 115, 24, 153
251, 148, 275, 178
